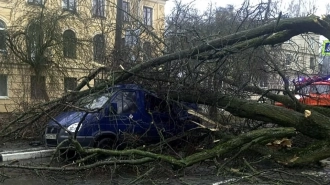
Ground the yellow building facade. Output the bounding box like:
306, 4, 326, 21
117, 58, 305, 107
0, 0, 166, 112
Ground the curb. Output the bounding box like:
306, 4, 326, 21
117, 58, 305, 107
0, 148, 55, 162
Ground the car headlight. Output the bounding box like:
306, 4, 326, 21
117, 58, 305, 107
66, 122, 82, 133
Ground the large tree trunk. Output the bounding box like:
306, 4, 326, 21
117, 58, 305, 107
4, 15, 330, 171
171, 91, 330, 140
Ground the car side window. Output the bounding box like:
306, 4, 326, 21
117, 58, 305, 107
113, 91, 137, 114
145, 94, 169, 113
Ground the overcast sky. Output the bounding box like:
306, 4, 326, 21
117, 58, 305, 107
164, 0, 327, 16
165, 0, 241, 14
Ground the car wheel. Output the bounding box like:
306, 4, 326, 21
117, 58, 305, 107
59, 148, 77, 161
97, 138, 115, 149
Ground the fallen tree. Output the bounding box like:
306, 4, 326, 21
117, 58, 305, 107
2, 13, 330, 177
0, 127, 296, 170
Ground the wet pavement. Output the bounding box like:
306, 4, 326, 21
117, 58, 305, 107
1, 141, 330, 184
2, 158, 330, 185
1, 159, 225, 185
0, 140, 45, 152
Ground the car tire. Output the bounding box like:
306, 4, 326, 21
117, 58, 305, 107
97, 137, 116, 149
59, 148, 77, 161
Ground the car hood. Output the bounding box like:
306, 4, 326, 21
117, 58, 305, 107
48, 111, 97, 127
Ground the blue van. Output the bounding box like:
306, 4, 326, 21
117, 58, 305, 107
45, 84, 199, 149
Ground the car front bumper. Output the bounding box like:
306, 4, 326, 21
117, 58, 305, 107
45, 126, 95, 148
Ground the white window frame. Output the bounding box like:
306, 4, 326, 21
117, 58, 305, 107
259, 80, 268, 89
93, 34, 106, 61
27, 23, 43, 61
27, 0, 43, 5
285, 54, 293, 66
310, 57, 315, 70
122, 1, 129, 22
0, 75, 8, 99
62, 0, 77, 12
0, 20, 6, 52
63, 29, 77, 58
92, 0, 106, 17
64, 77, 77, 92
30, 75, 47, 100
125, 29, 139, 47
143, 6, 153, 26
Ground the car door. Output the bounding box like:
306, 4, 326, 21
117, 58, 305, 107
101, 90, 144, 143
142, 94, 175, 139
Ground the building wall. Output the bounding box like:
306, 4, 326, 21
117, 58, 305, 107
249, 33, 322, 101
260, 33, 322, 91
0, 0, 166, 112
0, 63, 93, 111
281, 33, 320, 76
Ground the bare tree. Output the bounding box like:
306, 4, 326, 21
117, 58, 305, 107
2, 1, 330, 184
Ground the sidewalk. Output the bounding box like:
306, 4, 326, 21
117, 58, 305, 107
0, 140, 55, 162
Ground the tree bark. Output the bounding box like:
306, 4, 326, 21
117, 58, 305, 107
113, 0, 123, 68
170, 91, 330, 140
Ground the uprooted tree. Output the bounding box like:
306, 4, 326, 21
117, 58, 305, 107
2, 0, 330, 175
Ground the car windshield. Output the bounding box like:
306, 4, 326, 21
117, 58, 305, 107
298, 86, 310, 95
75, 90, 116, 110
310, 85, 330, 94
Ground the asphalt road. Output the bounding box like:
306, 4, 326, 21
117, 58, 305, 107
1, 140, 330, 185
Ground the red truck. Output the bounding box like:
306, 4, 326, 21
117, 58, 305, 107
275, 77, 330, 107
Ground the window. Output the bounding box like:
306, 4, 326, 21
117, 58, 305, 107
30, 76, 46, 99
145, 94, 169, 113
143, 6, 152, 26
310, 85, 330, 94
62, 0, 76, 11
121, 38, 125, 49
0, 75, 8, 97
84, 94, 110, 109
143, 42, 151, 58
64, 77, 77, 92
285, 54, 292, 66
125, 30, 139, 47
93, 34, 105, 61
27, 0, 43, 5
75, 91, 116, 109
259, 79, 268, 88
63, 30, 77, 58
94, 79, 100, 86
113, 91, 137, 114
310, 57, 315, 70
0, 20, 6, 52
92, 0, 105, 17
27, 22, 43, 61
122, 1, 129, 22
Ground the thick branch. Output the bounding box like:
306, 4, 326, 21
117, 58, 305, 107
113, 15, 330, 83
170, 91, 330, 139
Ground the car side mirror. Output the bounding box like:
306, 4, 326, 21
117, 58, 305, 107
110, 103, 118, 114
